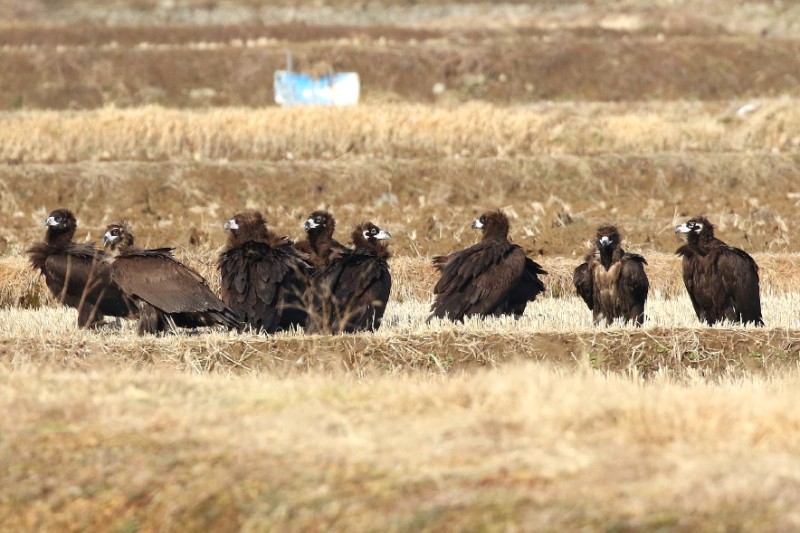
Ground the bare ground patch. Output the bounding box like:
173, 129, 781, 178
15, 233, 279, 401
2, 35, 800, 108
1, 153, 799, 258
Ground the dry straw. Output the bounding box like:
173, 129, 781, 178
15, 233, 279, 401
1, 99, 799, 163
5, 251, 800, 309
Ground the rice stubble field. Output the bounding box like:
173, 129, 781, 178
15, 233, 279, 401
3, 0, 800, 530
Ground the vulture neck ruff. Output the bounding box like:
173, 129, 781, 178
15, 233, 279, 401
686, 226, 717, 255
478, 213, 511, 244
227, 225, 271, 248
226, 211, 270, 247
351, 225, 391, 259
598, 245, 619, 270
46, 225, 77, 249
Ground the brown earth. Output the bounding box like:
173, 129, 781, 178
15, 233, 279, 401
2, 33, 800, 108
2, 156, 798, 259
1, 328, 797, 379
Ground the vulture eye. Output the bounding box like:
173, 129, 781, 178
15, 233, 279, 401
480, 216, 486, 224
370, 227, 378, 235
316, 216, 323, 223
111, 229, 119, 236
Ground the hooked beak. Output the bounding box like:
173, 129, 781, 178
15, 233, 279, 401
224, 219, 239, 231
45, 216, 58, 227
675, 223, 691, 234
374, 229, 392, 241
598, 236, 612, 248
471, 219, 484, 230
102, 232, 116, 247
303, 218, 318, 231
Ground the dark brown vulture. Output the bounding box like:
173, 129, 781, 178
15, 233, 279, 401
573, 225, 649, 326
218, 210, 311, 333
293, 210, 349, 269
429, 210, 547, 322
102, 221, 241, 335
306, 222, 392, 334
26, 208, 135, 328
675, 216, 763, 326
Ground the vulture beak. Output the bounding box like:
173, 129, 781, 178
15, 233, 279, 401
224, 219, 239, 231
598, 236, 612, 248
102, 232, 116, 247
471, 219, 484, 230
45, 216, 58, 227
675, 223, 691, 234
303, 218, 318, 231
374, 229, 392, 241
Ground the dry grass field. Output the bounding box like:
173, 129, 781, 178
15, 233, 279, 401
3, 0, 800, 530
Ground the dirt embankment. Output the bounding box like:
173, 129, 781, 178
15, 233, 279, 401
2, 34, 799, 108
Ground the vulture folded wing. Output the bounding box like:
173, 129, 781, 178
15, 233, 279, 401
432, 243, 526, 320
43, 246, 104, 305
504, 257, 547, 314
572, 261, 594, 310
114, 253, 225, 314
337, 255, 391, 331
718, 247, 763, 324
45, 254, 101, 307
218, 246, 275, 331
619, 253, 649, 322
431, 255, 449, 272
679, 253, 705, 320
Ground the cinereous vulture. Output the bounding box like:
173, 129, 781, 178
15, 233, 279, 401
573, 225, 649, 326
27, 208, 135, 328
103, 221, 240, 335
294, 210, 349, 269
218, 210, 311, 333
675, 216, 763, 326
306, 222, 392, 334
429, 210, 546, 322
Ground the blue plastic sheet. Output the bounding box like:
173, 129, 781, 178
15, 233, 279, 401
274, 71, 360, 106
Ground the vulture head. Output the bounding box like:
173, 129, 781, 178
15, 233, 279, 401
224, 210, 268, 246
472, 210, 510, 242
675, 217, 714, 244
352, 222, 392, 251
303, 211, 336, 238
102, 221, 134, 252
44, 208, 78, 242
595, 225, 621, 251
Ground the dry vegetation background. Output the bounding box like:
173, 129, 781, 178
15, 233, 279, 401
3, 0, 800, 530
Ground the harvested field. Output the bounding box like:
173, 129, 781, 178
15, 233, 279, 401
3, 0, 800, 530
4, 366, 800, 531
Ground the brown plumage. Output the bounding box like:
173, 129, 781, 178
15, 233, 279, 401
306, 222, 392, 334
102, 221, 241, 335
293, 210, 349, 269
218, 210, 311, 333
429, 210, 547, 322
26, 208, 135, 328
573, 225, 649, 326
675, 216, 763, 326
